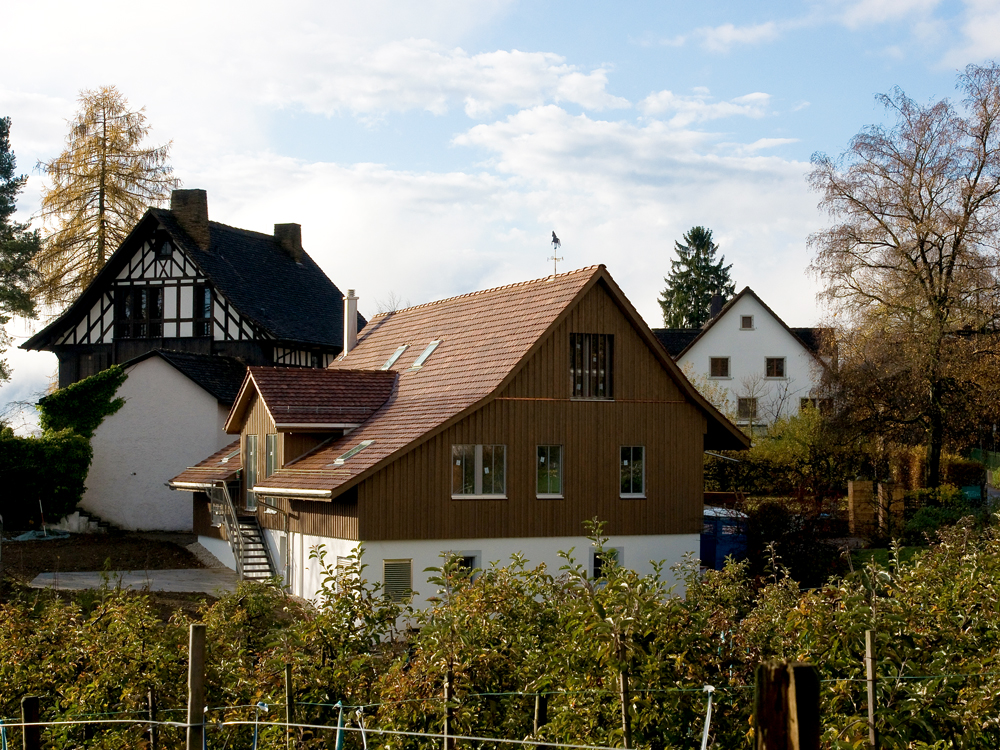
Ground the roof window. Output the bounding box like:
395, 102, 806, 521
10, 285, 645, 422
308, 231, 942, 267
333, 439, 375, 465
381, 345, 409, 370
219, 448, 240, 464
410, 340, 442, 369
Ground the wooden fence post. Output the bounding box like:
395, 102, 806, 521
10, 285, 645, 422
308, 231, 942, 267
866, 630, 879, 750
534, 693, 549, 750
20, 696, 39, 750
148, 688, 158, 750
285, 663, 295, 750
754, 661, 820, 750
186, 624, 206, 750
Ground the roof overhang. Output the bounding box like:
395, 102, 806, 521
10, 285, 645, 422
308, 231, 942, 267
168, 481, 216, 491
252, 485, 333, 499
274, 422, 360, 432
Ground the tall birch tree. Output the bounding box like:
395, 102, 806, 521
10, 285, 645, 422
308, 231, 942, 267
35, 86, 179, 305
809, 62, 1000, 487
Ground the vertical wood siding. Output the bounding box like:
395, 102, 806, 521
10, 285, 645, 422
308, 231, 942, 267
357, 281, 707, 540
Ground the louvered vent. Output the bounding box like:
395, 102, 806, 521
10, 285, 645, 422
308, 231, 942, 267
383, 559, 412, 602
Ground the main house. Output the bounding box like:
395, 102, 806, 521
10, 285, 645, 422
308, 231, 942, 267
654, 287, 832, 429
23, 189, 362, 530
170, 265, 749, 601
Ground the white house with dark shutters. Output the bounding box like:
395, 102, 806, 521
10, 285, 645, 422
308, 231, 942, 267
22, 189, 362, 530
653, 287, 832, 429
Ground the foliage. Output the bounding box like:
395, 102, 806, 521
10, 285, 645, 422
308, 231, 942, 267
38, 364, 127, 438
0, 116, 41, 382
659, 226, 735, 328
8, 519, 1000, 747
809, 62, 1000, 487
35, 86, 179, 305
0, 426, 92, 528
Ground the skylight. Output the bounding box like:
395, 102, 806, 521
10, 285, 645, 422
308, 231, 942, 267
333, 439, 375, 465
410, 340, 442, 369
381, 345, 409, 370
219, 448, 240, 464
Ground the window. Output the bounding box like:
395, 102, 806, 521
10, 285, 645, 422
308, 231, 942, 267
765, 357, 786, 378
536, 445, 563, 497
244, 434, 258, 511
333, 439, 374, 465
709, 357, 730, 378
410, 340, 442, 369
737, 397, 758, 421
265, 433, 279, 478
154, 233, 173, 258
193, 285, 212, 337
452, 444, 507, 497
620, 446, 645, 497
740, 315, 754, 330
800, 397, 832, 414
381, 345, 409, 370
593, 548, 622, 579
116, 286, 163, 339
383, 559, 412, 601
570, 333, 614, 399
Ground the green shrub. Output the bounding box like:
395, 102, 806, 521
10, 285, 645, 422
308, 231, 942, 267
38, 366, 127, 438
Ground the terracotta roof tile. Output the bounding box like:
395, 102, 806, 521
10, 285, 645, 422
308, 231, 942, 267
169, 439, 242, 488
247, 367, 396, 426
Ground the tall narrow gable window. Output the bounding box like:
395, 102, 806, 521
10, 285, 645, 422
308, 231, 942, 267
570, 333, 614, 399
193, 285, 212, 337
452, 444, 506, 497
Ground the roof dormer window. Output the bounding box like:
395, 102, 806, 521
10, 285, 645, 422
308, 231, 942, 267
410, 340, 442, 369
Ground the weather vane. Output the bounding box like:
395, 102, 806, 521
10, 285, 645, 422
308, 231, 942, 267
548, 231, 563, 275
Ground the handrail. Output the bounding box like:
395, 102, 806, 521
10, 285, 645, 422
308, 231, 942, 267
211, 480, 245, 580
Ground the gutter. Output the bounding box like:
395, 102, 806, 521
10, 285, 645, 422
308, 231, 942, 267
252, 485, 332, 499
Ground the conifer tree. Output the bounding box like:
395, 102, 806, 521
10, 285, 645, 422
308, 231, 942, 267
0, 116, 41, 383
35, 86, 179, 305
658, 226, 735, 328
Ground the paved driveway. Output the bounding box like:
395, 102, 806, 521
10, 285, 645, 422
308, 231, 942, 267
30, 568, 239, 595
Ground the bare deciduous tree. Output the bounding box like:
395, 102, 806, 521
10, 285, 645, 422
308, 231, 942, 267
809, 61, 1000, 487
35, 86, 179, 305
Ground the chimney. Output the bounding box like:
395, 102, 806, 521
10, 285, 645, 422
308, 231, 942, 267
274, 223, 303, 263
170, 189, 210, 250
343, 289, 359, 355
709, 293, 725, 321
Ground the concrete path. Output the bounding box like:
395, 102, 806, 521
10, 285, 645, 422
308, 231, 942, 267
30, 568, 239, 595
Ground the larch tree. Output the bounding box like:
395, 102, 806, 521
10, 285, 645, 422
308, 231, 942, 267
809, 61, 1000, 488
658, 226, 735, 328
0, 116, 41, 383
35, 86, 179, 305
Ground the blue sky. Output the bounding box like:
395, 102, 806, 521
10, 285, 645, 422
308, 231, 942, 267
2, 0, 999, 421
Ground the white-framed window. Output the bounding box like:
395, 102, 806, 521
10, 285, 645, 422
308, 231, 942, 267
765, 357, 786, 378
740, 315, 754, 330
709, 357, 730, 378
536, 445, 563, 497
593, 547, 623, 579
737, 397, 758, 421
619, 446, 645, 497
452, 444, 507, 497
383, 559, 412, 601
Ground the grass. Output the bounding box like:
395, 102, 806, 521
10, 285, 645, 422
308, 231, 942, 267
851, 546, 924, 569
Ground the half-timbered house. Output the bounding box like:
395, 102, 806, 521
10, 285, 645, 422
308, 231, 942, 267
170, 265, 749, 598
23, 189, 363, 530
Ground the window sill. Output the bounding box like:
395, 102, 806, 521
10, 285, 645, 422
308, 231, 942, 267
452, 494, 508, 500
707, 376, 732, 380
536, 494, 564, 500
763, 377, 788, 381
620, 494, 646, 499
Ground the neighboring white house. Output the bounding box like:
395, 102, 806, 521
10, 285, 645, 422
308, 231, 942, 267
654, 287, 831, 428
81, 350, 246, 530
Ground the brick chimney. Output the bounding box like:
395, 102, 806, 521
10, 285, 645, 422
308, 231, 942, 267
343, 289, 359, 355
274, 223, 303, 263
709, 293, 725, 321
170, 189, 210, 250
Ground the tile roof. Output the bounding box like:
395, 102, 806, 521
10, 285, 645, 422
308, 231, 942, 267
127, 350, 248, 405
169, 439, 242, 489
23, 207, 362, 351
254, 267, 601, 496
231, 367, 397, 429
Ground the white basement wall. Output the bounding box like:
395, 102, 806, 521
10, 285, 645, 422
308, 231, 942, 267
82, 356, 233, 531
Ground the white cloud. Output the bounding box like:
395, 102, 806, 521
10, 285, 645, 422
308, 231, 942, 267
638, 90, 771, 126
696, 22, 782, 53
836, 0, 942, 29
943, 0, 1000, 65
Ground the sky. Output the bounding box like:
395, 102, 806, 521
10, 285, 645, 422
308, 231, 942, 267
2, 0, 1000, 424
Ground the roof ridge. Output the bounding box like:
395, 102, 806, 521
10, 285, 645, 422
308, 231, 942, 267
207, 220, 277, 241
368, 265, 602, 320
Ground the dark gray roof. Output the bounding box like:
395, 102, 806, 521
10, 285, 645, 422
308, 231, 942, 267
127, 350, 248, 405
150, 209, 363, 346
652, 328, 701, 358
789, 328, 826, 355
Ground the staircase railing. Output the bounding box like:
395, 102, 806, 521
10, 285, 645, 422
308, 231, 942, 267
210, 480, 245, 580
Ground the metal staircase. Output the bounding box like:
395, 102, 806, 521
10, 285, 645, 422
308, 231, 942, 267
209, 481, 279, 582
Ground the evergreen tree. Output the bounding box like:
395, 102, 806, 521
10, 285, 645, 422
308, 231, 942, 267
35, 86, 179, 305
0, 116, 41, 383
658, 226, 735, 328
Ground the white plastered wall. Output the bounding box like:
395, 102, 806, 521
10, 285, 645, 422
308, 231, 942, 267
262, 532, 698, 605
678, 294, 823, 423
82, 356, 233, 530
